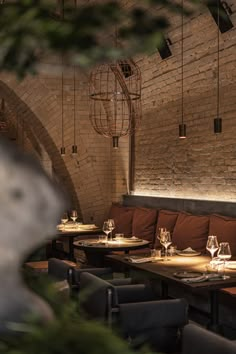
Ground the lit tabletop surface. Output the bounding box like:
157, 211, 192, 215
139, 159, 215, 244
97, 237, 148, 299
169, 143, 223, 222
106, 253, 236, 331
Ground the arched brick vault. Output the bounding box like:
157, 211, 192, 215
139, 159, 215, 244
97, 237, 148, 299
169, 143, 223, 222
0, 69, 114, 226
0, 79, 82, 218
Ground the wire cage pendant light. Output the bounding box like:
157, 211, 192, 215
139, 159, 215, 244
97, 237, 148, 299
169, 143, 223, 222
179, 0, 186, 139
214, 0, 222, 134
89, 58, 141, 149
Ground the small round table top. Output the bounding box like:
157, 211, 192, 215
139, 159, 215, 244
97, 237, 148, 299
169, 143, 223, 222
73, 238, 150, 252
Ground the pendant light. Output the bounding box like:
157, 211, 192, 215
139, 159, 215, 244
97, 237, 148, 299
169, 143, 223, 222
89, 28, 141, 149
71, 64, 78, 155
72, 0, 78, 155
179, 0, 186, 139
60, 0, 65, 156
60, 57, 66, 156
214, 0, 222, 134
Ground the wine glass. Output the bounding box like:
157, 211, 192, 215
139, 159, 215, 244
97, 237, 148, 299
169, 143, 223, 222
61, 212, 68, 230
70, 210, 78, 224
217, 242, 231, 279
206, 235, 219, 262
102, 221, 110, 243
158, 230, 172, 261
107, 219, 115, 240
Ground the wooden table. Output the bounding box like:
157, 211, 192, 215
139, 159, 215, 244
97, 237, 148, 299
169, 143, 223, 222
106, 254, 236, 331
52, 226, 102, 261
73, 238, 150, 267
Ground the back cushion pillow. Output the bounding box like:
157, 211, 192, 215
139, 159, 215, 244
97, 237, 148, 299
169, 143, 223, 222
132, 207, 158, 245
108, 204, 134, 236
209, 214, 236, 256
155, 210, 179, 247
172, 212, 209, 253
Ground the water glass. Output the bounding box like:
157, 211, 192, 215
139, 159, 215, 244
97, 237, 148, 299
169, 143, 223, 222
99, 234, 108, 244
115, 233, 124, 244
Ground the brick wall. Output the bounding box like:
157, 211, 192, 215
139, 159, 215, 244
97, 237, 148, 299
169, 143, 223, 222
132, 3, 236, 201
0, 2, 236, 229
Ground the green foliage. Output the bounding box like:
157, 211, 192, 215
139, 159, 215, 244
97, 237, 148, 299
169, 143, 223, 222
0, 0, 205, 77
0, 271, 152, 354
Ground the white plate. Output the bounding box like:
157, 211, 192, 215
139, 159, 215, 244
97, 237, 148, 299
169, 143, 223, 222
226, 261, 236, 270
177, 251, 201, 257
123, 237, 143, 243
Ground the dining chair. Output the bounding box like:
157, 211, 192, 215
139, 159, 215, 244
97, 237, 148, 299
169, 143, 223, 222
78, 271, 188, 352
119, 298, 188, 353
182, 323, 236, 354
47, 258, 114, 294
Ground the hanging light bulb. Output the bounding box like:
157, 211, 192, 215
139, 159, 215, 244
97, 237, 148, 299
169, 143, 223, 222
179, 0, 187, 139
214, 0, 222, 134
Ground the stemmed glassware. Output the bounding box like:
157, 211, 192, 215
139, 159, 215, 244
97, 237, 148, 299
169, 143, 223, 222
206, 235, 219, 262
61, 212, 69, 230
70, 210, 78, 224
102, 221, 110, 243
217, 242, 231, 279
107, 219, 115, 240
158, 229, 172, 261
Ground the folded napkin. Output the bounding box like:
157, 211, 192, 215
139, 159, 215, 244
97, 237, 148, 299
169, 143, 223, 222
181, 273, 223, 283
182, 247, 198, 253
126, 256, 157, 264
181, 275, 207, 283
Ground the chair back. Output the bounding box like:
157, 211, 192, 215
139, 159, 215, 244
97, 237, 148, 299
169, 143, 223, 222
79, 272, 117, 324
182, 324, 236, 354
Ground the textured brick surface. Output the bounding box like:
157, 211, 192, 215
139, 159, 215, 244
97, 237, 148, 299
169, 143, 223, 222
0, 2, 236, 227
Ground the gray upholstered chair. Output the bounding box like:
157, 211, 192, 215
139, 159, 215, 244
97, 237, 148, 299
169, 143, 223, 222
118, 298, 188, 353
47, 258, 113, 292
182, 323, 236, 354
79, 272, 156, 326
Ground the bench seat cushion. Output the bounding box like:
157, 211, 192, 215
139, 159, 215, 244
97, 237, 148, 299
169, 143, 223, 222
172, 212, 209, 253
209, 214, 236, 256
132, 207, 158, 245
109, 204, 134, 236
155, 210, 179, 248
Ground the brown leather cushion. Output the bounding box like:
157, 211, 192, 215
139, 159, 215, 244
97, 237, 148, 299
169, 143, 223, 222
155, 210, 179, 247
156, 210, 179, 234
209, 214, 236, 256
108, 204, 134, 236
132, 207, 158, 245
172, 212, 209, 253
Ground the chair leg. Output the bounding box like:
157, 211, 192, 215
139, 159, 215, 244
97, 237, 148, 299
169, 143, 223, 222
107, 288, 113, 328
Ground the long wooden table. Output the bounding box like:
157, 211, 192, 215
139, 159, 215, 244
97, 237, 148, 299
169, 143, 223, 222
106, 254, 236, 331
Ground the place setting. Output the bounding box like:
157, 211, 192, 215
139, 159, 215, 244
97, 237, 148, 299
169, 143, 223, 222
57, 210, 99, 232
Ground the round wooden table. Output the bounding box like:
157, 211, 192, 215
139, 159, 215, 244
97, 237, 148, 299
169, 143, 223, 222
73, 238, 150, 266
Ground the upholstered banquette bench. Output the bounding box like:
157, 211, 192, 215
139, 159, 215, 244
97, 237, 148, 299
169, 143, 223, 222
108, 195, 236, 333
109, 197, 236, 256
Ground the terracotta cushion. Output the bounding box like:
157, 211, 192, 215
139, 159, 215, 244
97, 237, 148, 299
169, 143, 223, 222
132, 207, 158, 245
172, 212, 209, 253
108, 204, 134, 236
209, 214, 236, 256
155, 210, 179, 247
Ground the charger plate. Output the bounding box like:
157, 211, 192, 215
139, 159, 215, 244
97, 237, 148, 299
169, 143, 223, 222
177, 251, 201, 257
123, 237, 143, 243
226, 261, 236, 270
174, 271, 203, 279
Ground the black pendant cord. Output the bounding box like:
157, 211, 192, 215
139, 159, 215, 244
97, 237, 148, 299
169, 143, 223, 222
217, 0, 220, 118
73, 65, 76, 147
61, 56, 65, 150
60, 0, 65, 154
181, 0, 184, 125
